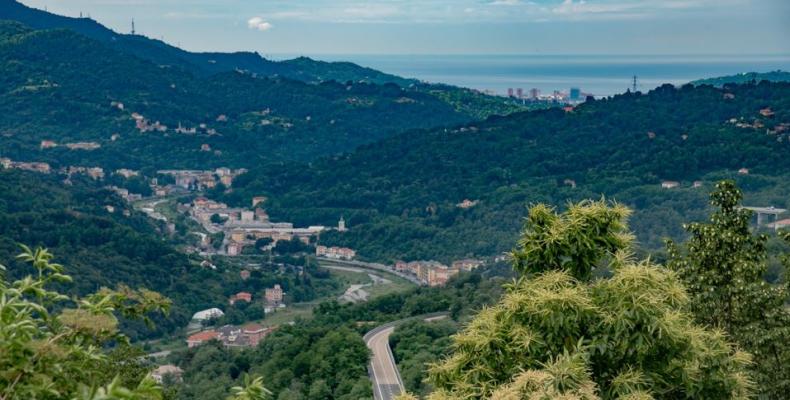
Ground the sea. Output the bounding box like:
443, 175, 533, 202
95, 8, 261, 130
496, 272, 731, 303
275, 54, 790, 98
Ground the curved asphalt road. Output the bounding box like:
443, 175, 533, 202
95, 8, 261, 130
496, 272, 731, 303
364, 313, 448, 400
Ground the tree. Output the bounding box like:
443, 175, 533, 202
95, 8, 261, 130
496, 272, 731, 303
1, 245, 273, 400
667, 181, 790, 399
211, 214, 225, 225
403, 200, 752, 399
0, 246, 170, 400
229, 375, 272, 400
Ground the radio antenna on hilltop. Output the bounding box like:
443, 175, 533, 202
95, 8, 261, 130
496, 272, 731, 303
632, 75, 638, 93
131, 19, 136, 35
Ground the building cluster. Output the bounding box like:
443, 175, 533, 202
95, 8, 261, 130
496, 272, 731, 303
0, 157, 111, 181
131, 111, 222, 136
316, 245, 356, 260
38, 140, 101, 151
158, 168, 247, 191
395, 258, 483, 287
186, 323, 274, 349
187, 196, 327, 256
132, 113, 168, 133
506, 87, 591, 103
66, 166, 105, 180
107, 185, 143, 202
0, 157, 51, 173
661, 181, 704, 189
65, 142, 101, 151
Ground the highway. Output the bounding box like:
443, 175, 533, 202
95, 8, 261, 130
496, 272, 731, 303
317, 257, 423, 285
364, 313, 448, 400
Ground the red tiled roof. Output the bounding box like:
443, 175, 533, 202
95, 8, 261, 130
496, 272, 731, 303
187, 330, 219, 342
242, 323, 265, 333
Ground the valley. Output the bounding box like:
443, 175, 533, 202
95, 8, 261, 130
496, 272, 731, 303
1, 1, 789, 399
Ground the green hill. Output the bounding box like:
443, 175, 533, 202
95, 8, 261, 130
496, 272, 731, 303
0, 0, 528, 120
0, 21, 476, 169
223, 82, 790, 262
0, 0, 412, 85
692, 70, 790, 87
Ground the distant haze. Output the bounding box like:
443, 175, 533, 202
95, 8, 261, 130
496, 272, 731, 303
19, 0, 790, 56
307, 54, 790, 97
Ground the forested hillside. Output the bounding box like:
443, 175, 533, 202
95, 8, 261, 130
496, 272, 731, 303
224, 82, 790, 262
692, 70, 790, 87
0, 0, 529, 122
0, 21, 475, 170
0, 169, 339, 339
0, 0, 414, 85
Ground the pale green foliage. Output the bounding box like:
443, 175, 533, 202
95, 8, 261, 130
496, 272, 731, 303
667, 181, 790, 399
228, 375, 272, 400
0, 246, 169, 400
411, 200, 752, 399
512, 201, 633, 281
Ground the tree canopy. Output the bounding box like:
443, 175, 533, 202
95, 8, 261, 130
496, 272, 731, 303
667, 181, 790, 399
405, 200, 752, 399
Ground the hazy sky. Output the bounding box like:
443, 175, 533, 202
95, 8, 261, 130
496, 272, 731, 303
19, 0, 790, 56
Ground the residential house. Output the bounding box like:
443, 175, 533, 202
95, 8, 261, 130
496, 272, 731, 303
452, 259, 483, 272
456, 199, 479, 209
191, 308, 224, 321
229, 291, 252, 305
316, 245, 356, 260
16, 162, 51, 174
265, 284, 283, 306
40, 140, 57, 149
252, 196, 267, 207
661, 181, 680, 189
227, 242, 244, 256
115, 169, 138, 178
428, 266, 459, 287
768, 219, 790, 231
241, 323, 271, 347
151, 365, 183, 383
186, 330, 219, 348
66, 142, 101, 151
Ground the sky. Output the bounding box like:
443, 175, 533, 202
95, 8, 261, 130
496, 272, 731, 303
19, 0, 790, 56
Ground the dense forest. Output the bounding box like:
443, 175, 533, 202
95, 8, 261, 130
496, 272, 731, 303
0, 169, 344, 339
692, 70, 790, 87
222, 81, 790, 262
0, 21, 484, 170
0, 0, 531, 120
